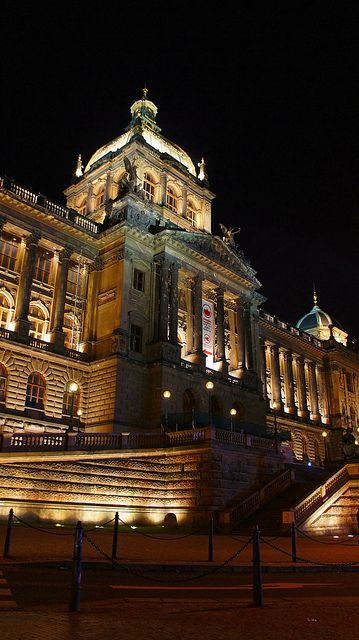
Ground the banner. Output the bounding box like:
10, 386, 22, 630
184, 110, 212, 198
202, 300, 214, 358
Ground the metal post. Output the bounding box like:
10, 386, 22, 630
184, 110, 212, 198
208, 514, 214, 562
3, 508, 14, 558
112, 512, 119, 564
252, 525, 263, 607
69, 521, 83, 612
291, 521, 297, 564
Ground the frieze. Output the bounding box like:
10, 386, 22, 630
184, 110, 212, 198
98, 288, 117, 306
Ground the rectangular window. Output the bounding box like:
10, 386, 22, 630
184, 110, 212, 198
0, 234, 18, 271
34, 250, 52, 284
130, 324, 143, 353
67, 266, 80, 296
133, 268, 145, 292
346, 373, 353, 393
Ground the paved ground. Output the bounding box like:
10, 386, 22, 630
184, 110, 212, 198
0, 523, 358, 639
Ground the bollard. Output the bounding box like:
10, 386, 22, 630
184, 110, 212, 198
291, 521, 297, 564
69, 521, 83, 612
252, 525, 263, 607
112, 511, 119, 565
208, 514, 214, 562
3, 508, 14, 559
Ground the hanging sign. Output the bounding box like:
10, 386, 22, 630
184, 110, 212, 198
202, 300, 214, 357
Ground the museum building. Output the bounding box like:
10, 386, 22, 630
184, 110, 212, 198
0, 89, 358, 467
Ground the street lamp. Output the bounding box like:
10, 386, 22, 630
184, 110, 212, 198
77, 408, 83, 432
205, 380, 214, 427
68, 382, 79, 432
163, 390, 171, 432
230, 407, 237, 433
322, 429, 329, 465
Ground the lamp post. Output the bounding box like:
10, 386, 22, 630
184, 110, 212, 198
77, 409, 83, 432
205, 380, 214, 427
68, 382, 79, 432
163, 389, 171, 432
230, 407, 237, 434
322, 430, 328, 465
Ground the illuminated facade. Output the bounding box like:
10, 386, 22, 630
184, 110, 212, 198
0, 89, 358, 465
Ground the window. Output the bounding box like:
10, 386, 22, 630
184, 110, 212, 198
25, 372, 46, 410
78, 199, 87, 215
0, 234, 18, 271
0, 364, 7, 403
34, 250, 52, 284
143, 172, 156, 201
28, 304, 47, 340
346, 373, 354, 393
166, 187, 178, 213
67, 265, 80, 296
133, 268, 145, 292
0, 293, 12, 329
62, 381, 80, 416
130, 324, 143, 353
187, 201, 197, 227
95, 190, 105, 209
63, 314, 80, 350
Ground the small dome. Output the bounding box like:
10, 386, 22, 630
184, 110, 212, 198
297, 305, 332, 332
84, 89, 196, 176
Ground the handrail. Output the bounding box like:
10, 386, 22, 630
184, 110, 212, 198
291, 464, 350, 524
219, 469, 292, 529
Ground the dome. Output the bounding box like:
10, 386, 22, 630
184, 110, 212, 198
297, 304, 332, 332
84, 90, 197, 176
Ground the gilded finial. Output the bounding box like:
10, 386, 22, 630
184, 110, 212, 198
313, 283, 318, 306
74, 154, 83, 178
198, 157, 208, 181
142, 84, 148, 99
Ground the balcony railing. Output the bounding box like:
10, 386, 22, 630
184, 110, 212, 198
259, 309, 323, 348
0, 175, 100, 235
0, 328, 88, 361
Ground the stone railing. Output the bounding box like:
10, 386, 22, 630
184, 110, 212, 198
0, 175, 100, 235
288, 464, 350, 524
259, 309, 322, 348
0, 329, 88, 362
0, 426, 278, 454
219, 469, 293, 530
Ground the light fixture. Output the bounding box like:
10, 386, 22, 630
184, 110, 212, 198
163, 390, 171, 399
230, 408, 237, 417
205, 380, 214, 390
68, 382, 79, 393
322, 430, 328, 438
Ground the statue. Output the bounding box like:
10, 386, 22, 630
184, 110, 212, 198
342, 427, 356, 459
219, 223, 241, 249
118, 156, 144, 197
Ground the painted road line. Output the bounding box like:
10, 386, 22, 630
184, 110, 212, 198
0, 571, 17, 610
111, 583, 336, 591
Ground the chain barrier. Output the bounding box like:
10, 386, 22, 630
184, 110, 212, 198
295, 524, 359, 546
117, 515, 205, 541
260, 535, 359, 568
83, 530, 253, 584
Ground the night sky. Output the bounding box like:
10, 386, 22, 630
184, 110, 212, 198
1, 3, 358, 338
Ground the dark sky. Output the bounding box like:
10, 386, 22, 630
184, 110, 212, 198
1, 2, 358, 337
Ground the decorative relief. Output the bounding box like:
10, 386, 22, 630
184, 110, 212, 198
98, 288, 117, 306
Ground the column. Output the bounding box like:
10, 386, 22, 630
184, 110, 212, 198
185, 279, 194, 354
87, 183, 94, 214
216, 287, 228, 374
160, 173, 167, 206
295, 356, 309, 418
259, 338, 267, 400
193, 274, 203, 354
283, 349, 296, 414
159, 259, 170, 342
105, 171, 112, 202
244, 304, 254, 371
49, 247, 72, 349
236, 301, 246, 370
270, 344, 283, 411
169, 262, 179, 345
82, 258, 101, 350
181, 187, 188, 217
14, 232, 41, 337
308, 361, 320, 421
317, 364, 329, 423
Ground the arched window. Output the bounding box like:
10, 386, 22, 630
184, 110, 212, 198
34, 249, 52, 284
62, 381, 80, 416
28, 303, 47, 340
166, 186, 178, 213
143, 172, 156, 201
0, 292, 12, 329
186, 200, 197, 227
95, 189, 105, 210
0, 364, 7, 403
25, 372, 46, 410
